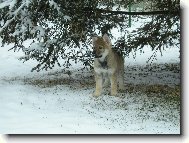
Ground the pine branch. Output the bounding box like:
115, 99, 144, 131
95, 8, 180, 16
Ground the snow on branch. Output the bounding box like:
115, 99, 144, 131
49, 0, 60, 13
93, 8, 180, 16
0, 0, 16, 9
0, 0, 26, 33
0, 16, 15, 33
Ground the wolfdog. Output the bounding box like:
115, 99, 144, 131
92, 34, 124, 96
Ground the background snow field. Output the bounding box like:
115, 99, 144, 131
0, 39, 180, 134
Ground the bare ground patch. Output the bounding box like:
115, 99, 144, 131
1, 63, 180, 97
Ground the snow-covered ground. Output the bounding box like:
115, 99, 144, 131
0, 37, 180, 134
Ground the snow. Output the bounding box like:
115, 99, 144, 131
49, 0, 60, 13
0, 36, 180, 134
0, 18, 15, 33
63, 15, 71, 21
0, 0, 16, 9
126, 46, 180, 66
0, 0, 26, 33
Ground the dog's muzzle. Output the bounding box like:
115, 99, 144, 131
93, 50, 102, 58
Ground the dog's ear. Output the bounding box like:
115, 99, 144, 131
103, 34, 111, 46
92, 37, 98, 46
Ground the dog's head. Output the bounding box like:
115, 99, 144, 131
92, 34, 112, 59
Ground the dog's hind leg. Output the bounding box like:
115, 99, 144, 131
110, 73, 118, 96
118, 70, 124, 90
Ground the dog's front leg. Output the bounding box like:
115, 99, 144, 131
110, 73, 117, 96
93, 74, 103, 97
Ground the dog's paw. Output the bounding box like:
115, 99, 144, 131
110, 90, 118, 96
92, 92, 101, 97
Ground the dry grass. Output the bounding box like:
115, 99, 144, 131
1, 63, 180, 98
126, 84, 180, 96
22, 77, 180, 98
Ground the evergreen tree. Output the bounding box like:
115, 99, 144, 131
0, 0, 180, 71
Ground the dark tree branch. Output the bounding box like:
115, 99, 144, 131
95, 8, 180, 16
0, 0, 180, 71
